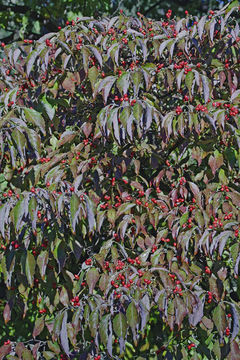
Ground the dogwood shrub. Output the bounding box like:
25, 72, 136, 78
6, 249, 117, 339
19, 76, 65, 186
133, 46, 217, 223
0, 1, 239, 359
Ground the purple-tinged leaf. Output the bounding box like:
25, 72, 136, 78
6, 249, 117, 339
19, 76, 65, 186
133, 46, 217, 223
81, 46, 91, 74
107, 318, 113, 357
88, 45, 102, 67
59, 287, 69, 307
111, 109, 121, 144
33, 316, 45, 339
209, 19, 216, 42
60, 311, 69, 356
3, 302, 11, 324
234, 254, 240, 276
201, 74, 210, 103
176, 69, 184, 89
231, 303, 240, 341
86, 268, 99, 294
188, 295, 204, 326
208, 151, 224, 176
197, 15, 207, 40
53, 312, 64, 341
85, 196, 96, 232
210, 231, 232, 255
0, 344, 12, 360
95, 76, 117, 104
229, 340, 240, 360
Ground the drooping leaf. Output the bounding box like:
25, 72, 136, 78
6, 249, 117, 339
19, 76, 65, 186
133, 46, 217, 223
25, 251, 36, 287
86, 268, 99, 294
126, 302, 139, 329
212, 304, 227, 337
33, 316, 45, 339
24, 108, 46, 136
113, 312, 128, 339
60, 311, 69, 356
99, 314, 110, 346
70, 193, 80, 234
37, 251, 49, 280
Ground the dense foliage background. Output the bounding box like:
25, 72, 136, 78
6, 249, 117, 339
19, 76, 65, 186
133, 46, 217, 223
0, 0, 235, 43
0, 0, 240, 359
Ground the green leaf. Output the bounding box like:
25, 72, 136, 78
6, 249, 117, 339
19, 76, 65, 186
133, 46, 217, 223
22, 349, 34, 360
116, 203, 135, 218
180, 212, 189, 226
24, 108, 46, 136
47, 341, 61, 355
120, 106, 131, 128
89, 309, 99, 337
12, 198, 24, 231
116, 72, 130, 95
99, 314, 110, 346
132, 70, 142, 96
107, 208, 116, 225
81, 46, 91, 74
41, 96, 55, 121
126, 302, 139, 329
88, 66, 99, 91
113, 312, 128, 338
185, 71, 194, 95
70, 193, 80, 234
132, 102, 143, 122
53, 312, 64, 340
212, 304, 227, 337
11, 128, 26, 161
219, 168, 228, 185
211, 59, 223, 68
42, 352, 55, 360
25, 251, 36, 287
25, 128, 41, 158
53, 239, 66, 273
28, 196, 37, 231
26, 49, 38, 76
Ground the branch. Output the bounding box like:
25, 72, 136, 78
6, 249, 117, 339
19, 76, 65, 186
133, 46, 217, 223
143, 0, 162, 16
0, 3, 29, 13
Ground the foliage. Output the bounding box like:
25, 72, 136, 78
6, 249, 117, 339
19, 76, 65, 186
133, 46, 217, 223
0, 0, 233, 43
0, 1, 240, 359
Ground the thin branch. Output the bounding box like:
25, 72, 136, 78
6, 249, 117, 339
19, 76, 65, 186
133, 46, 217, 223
143, 0, 163, 16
